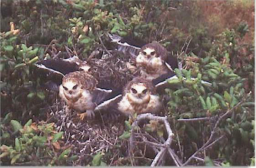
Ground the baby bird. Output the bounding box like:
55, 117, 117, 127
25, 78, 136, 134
117, 77, 163, 116
96, 77, 163, 118
59, 71, 112, 120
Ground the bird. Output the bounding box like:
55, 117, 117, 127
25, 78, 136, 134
59, 71, 115, 120
35, 49, 136, 120
135, 41, 177, 81
95, 77, 163, 117
108, 34, 179, 83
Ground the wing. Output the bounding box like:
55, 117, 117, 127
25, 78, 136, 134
94, 94, 122, 112
92, 88, 119, 106
35, 58, 80, 75
94, 94, 124, 121
166, 52, 179, 71
108, 33, 146, 57
35, 58, 81, 90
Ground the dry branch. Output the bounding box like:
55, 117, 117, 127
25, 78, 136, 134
182, 92, 251, 166
128, 113, 181, 167
177, 117, 211, 122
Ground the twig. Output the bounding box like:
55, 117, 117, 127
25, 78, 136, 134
98, 34, 111, 55
44, 39, 57, 55
203, 135, 225, 151
184, 37, 192, 54
182, 92, 251, 166
142, 137, 166, 148
128, 113, 178, 167
175, 129, 183, 161
177, 117, 211, 122
151, 148, 166, 167
167, 147, 182, 166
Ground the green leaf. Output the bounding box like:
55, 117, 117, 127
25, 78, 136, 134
230, 97, 238, 108
52, 132, 63, 142
206, 97, 211, 109
214, 93, 227, 108
211, 97, 218, 106
204, 156, 214, 166
80, 37, 91, 44
58, 149, 71, 160
209, 105, 219, 113
174, 68, 183, 79
241, 102, 255, 107
100, 161, 107, 166
37, 91, 45, 100
25, 119, 32, 127
124, 121, 131, 130
0, 151, 9, 159
4, 45, 14, 52
185, 69, 191, 80
118, 31, 127, 36
21, 44, 28, 51
14, 63, 26, 69
119, 131, 131, 139
72, 4, 85, 10
240, 128, 249, 143
199, 96, 207, 110
111, 24, 120, 33
185, 124, 198, 141
2, 113, 11, 124
168, 79, 181, 85
28, 48, 39, 58
92, 152, 103, 166
28, 56, 39, 64
11, 154, 21, 165
27, 92, 35, 99
157, 130, 164, 137
15, 138, 21, 151
10, 120, 22, 133
224, 91, 231, 103
207, 70, 217, 79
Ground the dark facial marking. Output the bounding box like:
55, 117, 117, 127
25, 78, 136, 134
63, 86, 68, 91
73, 84, 78, 90
131, 88, 137, 94
142, 89, 148, 94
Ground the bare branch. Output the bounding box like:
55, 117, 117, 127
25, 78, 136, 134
203, 135, 225, 151
167, 147, 182, 166
151, 148, 166, 167
128, 113, 179, 167
98, 34, 111, 55
177, 117, 211, 122
182, 92, 251, 166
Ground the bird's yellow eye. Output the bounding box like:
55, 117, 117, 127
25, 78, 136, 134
63, 86, 68, 90
142, 89, 148, 94
131, 88, 137, 94
73, 84, 78, 90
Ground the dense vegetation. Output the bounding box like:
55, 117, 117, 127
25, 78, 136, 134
0, 0, 254, 166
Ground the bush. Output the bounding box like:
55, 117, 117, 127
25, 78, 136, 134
0, 0, 254, 166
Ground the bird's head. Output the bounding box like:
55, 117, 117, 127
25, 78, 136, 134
125, 77, 155, 105
136, 42, 167, 72
61, 79, 82, 100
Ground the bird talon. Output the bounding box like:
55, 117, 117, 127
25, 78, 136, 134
78, 112, 87, 120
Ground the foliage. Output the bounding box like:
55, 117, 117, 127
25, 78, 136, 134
0, 0, 254, 166
0, 114, 76, 166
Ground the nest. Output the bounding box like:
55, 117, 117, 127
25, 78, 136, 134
47, 100, 130, 166
44, 98, 171, 166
